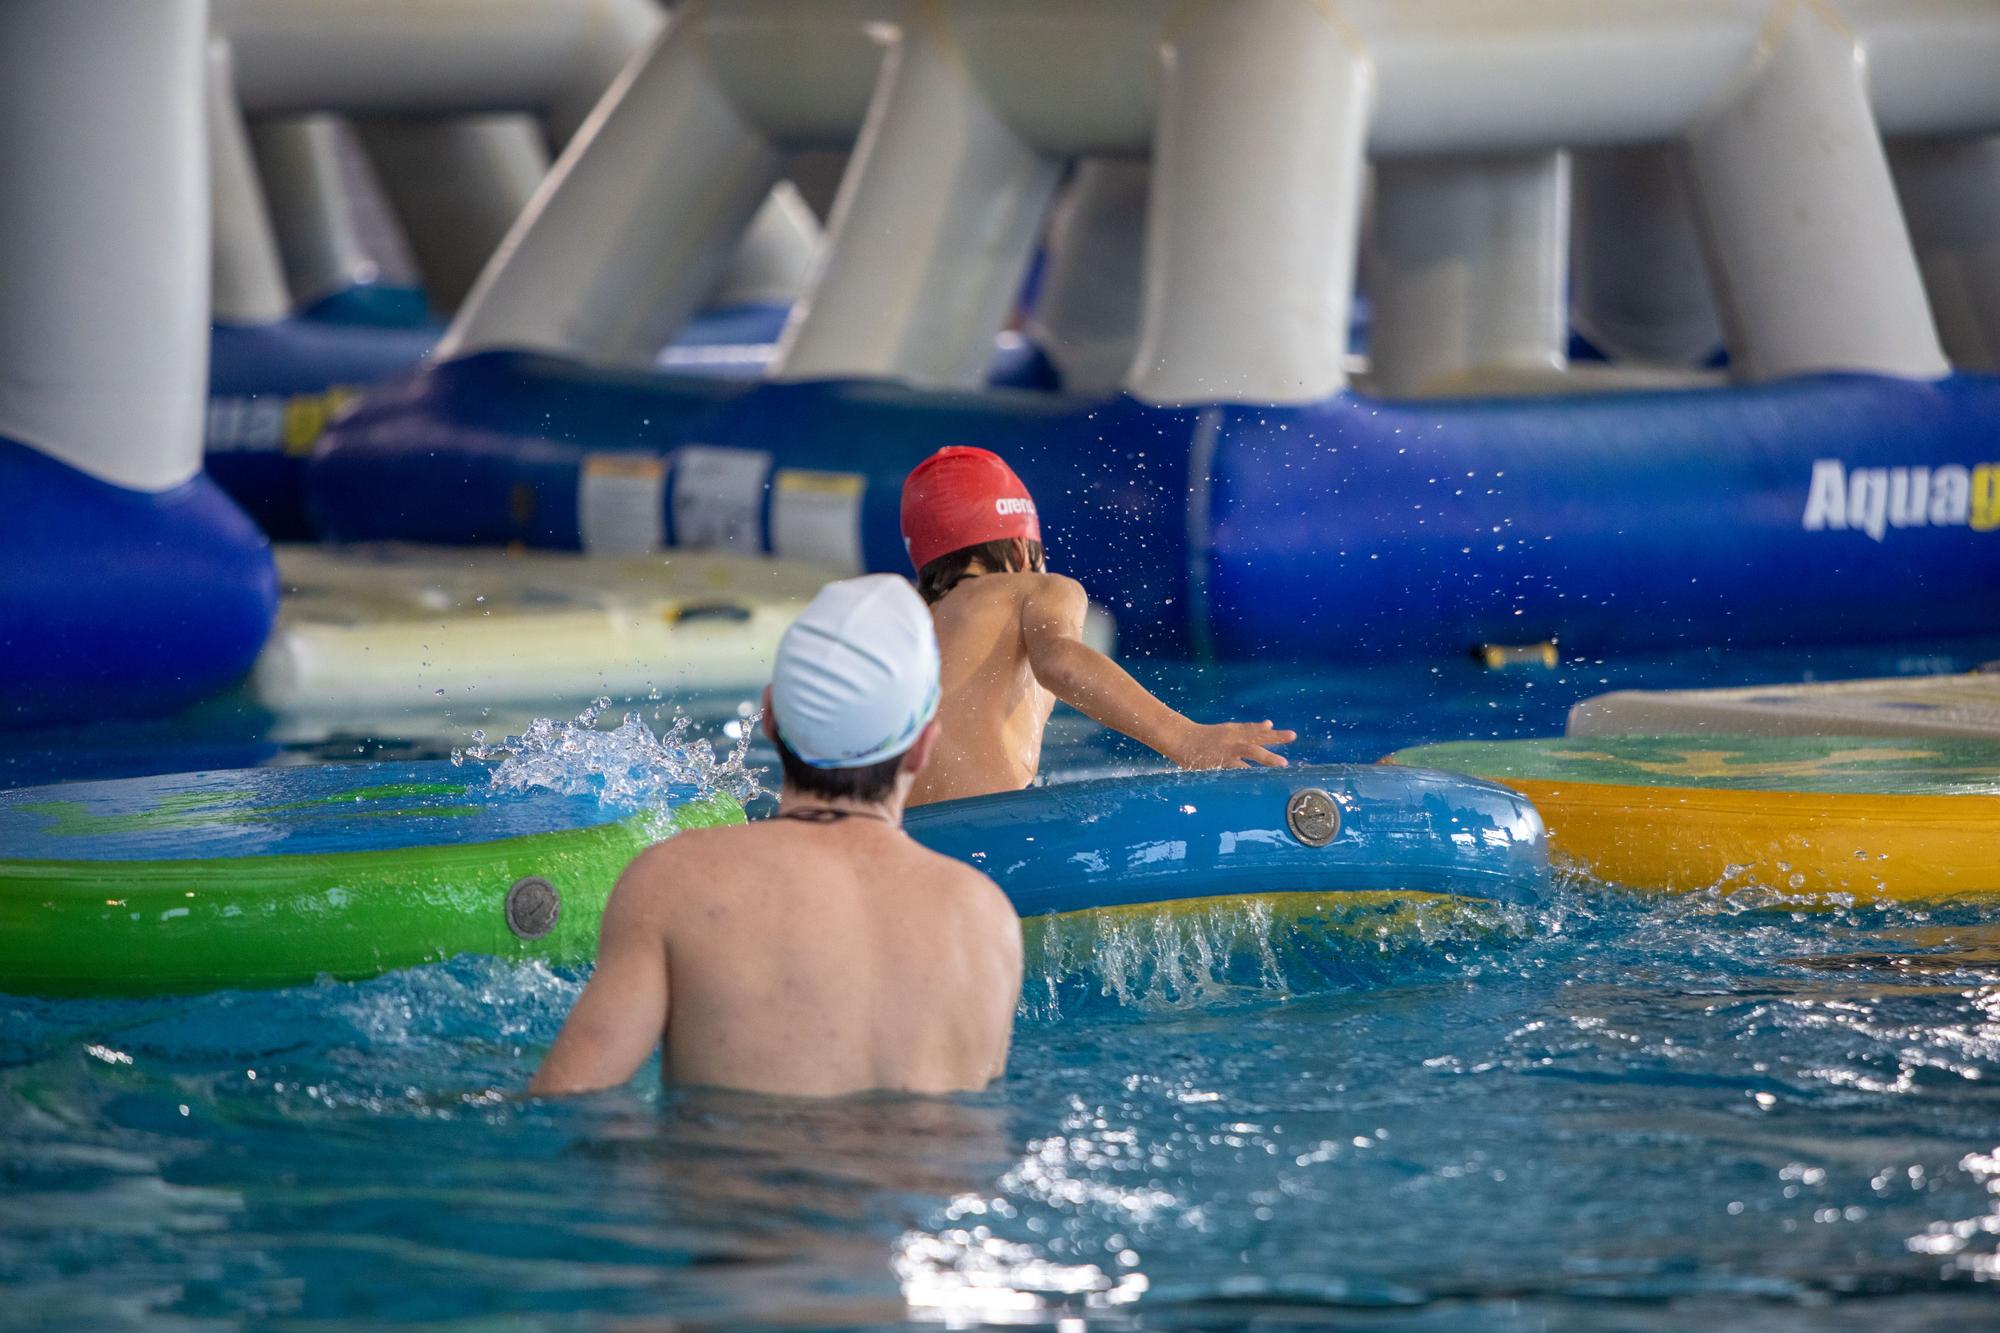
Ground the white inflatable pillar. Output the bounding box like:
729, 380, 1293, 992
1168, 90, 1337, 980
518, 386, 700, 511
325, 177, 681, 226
1684, 5, 1946, 382
709, 183, 823, 310
1129, 0, 1369, 405
771, 14, 1061, 388
1569, 146, 1722, 367
1365, 152, 1569, 397
541, 0, 664, 146
216, 0, 660, 146
1891, 136, 2000, 374
252, 116, 415, 307
357, 115, 551, 315
442, 13, 783, 367
0, 0, 208, 491
1030, 160, 1149, 396
208, 37, 291, 326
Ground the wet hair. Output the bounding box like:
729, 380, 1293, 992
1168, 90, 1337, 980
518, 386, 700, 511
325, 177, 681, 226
770, 729, 907, 803
914, 539, 1046, 605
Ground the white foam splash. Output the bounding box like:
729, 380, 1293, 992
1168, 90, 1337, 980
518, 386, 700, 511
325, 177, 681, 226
451, 698, 765, 815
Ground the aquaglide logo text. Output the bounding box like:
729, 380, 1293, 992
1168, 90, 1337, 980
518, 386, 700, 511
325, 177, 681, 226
1802, 459, 2000, 541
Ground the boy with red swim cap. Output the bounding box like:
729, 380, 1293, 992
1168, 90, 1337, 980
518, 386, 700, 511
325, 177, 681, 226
900, 446, 1294, 807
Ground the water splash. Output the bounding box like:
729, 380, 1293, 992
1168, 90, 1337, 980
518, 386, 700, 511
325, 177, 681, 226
451, 698, 765, 817
1021, 891, 1532, 1020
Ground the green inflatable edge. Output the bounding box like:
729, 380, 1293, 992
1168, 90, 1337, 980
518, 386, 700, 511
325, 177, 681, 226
0, 794, 743, 998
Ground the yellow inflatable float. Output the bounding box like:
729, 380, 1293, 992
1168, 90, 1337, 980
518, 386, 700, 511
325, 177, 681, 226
1385, 736, 2000, 903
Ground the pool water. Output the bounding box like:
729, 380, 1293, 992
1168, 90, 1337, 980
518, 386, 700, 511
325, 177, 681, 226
6, 637, 2000, 1327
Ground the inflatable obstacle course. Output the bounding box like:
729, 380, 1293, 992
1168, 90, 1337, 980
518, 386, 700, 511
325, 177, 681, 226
0, 761, 741, 997
310, 358, 2000, 660
306, 0, 2000, 664
1567, 672, 2000, 741
1386, 736, 2000, 902
0, 4, 277, 730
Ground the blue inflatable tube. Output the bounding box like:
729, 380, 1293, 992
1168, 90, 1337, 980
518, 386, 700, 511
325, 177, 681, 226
903, 765, 1547, 915
0, 438, 276, 730
206, 316, 439, 538
309, 353, 2000, 659
211, 303, 822, 540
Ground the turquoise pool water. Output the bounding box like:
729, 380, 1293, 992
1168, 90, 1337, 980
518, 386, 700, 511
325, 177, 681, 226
5, 638, 2000, 1327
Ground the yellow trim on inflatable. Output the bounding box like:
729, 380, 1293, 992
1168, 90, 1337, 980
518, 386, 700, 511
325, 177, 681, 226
1027, 888, 1510, 941
1497, 778, 2000, 902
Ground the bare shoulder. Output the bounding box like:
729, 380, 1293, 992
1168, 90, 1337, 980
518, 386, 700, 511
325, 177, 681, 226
1022, 571, 1084, 600
955, 571, 1080, 603
611, 825, 745, 909
1017, 572, 1087, 629
913, 842, 1019, 925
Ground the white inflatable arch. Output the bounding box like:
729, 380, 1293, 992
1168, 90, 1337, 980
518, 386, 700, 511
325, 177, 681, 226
445, 0, 2000, 404
205, 0, 822, 325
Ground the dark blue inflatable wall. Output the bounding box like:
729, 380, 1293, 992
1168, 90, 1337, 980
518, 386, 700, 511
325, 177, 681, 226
206, 317, 437, 538
1, 438, 276, 729
308, 352, 2000, 660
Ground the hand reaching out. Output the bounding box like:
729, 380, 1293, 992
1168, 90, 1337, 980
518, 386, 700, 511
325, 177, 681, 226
1165, 720, 1296, 771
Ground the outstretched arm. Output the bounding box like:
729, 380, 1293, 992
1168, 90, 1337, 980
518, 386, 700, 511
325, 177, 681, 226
1022, 576, 1295, 770
530, 850, 672, 1095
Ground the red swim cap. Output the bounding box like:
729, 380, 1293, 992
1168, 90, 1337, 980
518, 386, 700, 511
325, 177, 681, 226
900, 446, 1041, 571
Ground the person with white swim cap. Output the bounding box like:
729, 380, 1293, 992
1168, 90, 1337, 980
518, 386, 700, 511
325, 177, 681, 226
767, 573, 943, 774
534, 576, 1022, 1099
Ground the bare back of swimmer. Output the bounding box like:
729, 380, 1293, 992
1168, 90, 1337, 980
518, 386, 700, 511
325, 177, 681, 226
532, 576, 1021, 1099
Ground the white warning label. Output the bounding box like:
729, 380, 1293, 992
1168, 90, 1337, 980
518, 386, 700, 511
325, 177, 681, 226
772, 469, 866, 572
578, 453, 667, 555
672, 446, 771, 552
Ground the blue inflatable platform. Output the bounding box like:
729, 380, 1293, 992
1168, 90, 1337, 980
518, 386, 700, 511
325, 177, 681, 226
309, 354, 2000, 659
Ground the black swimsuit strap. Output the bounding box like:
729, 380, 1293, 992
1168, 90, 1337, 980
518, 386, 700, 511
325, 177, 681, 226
775, 807, 894, 825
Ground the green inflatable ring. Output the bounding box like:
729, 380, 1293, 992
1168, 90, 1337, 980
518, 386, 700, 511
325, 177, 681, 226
0, 761, 741, 996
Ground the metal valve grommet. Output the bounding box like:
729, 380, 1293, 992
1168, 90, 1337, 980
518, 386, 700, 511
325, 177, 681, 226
1286, 788, 1340, 848
505, 875, 562, 940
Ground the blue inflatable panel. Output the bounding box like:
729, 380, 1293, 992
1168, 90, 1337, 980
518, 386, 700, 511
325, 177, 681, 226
903, 765, 1548, 916
300, 282, 433, 329
0, 438, 276, 730
308, 351, 2000, 659
663, 301, 792, 347
209, 303, 829, 537
1205, 373, 2000, 658
310, 353, 756, 547
207, 317, 437, 537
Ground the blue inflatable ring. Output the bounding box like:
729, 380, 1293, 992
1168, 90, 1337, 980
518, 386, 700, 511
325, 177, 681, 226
904, 763, 1548, 915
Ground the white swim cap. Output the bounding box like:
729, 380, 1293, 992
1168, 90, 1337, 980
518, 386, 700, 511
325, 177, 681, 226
770, 575, 941, 769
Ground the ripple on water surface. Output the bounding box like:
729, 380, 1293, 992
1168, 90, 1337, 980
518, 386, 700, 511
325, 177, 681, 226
7, 875, 2000, 1327
12, 644, 2000, 1324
